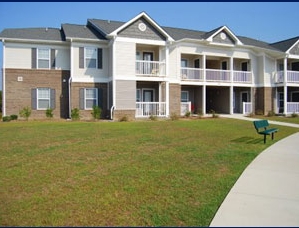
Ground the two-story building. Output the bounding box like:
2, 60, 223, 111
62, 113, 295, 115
1, 12, 299, 120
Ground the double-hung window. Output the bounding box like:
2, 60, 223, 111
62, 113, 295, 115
181, 91, 189, 102
38, 48, 50, 69
85, 88, 98, 109
37, 88, 51, 109
85, 48, 97, 68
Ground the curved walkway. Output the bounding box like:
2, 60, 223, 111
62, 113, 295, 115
210, 131, 299, 226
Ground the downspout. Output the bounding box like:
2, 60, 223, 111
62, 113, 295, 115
2, 40, 6, 117
68, 39, 73, 119
109, 35, 116, 120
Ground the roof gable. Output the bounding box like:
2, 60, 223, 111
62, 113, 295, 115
108, 12, 174, 41
205, 26, 243, 45
271, 37, 299, 54
62, 23, 107, 41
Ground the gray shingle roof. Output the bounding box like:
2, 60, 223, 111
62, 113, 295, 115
270, 36, 299, 52
61, 23, 107, 40
88, 19, 125, 35
238, 36, 281, 51
0, 27, 64, 41
162, 26, 205, 41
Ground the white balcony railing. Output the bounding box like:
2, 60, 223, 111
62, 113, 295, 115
181, 68, 204, 80
180, 101, 191, 116
287, 102, 299, 114
206, 69, 231, 82
136, 102, 166, 117
233, 71, 252, 83
243, 102, 252, 115
136, 61, 166, 76
276, 71, 299, 83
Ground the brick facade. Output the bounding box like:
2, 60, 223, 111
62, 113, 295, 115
5, 68, 70, 119
169, 83, 181, 115
71, 82, 108, 120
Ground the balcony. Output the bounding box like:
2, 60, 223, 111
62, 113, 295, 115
136, 60, 166, 77
276, 71, 299, 83
181, 68, 252, 83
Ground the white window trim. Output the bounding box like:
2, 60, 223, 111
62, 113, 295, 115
85, 47, 97, 69
85, 88, 98, 110
37, 88, 51, 110
37, 48, 50, 69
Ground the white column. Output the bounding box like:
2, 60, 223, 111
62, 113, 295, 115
165, 81, 169, 117
202, 55, 206, 81
2, 41, 6, 117
230, 56, 234, 83
230, 86, 234, 114
165, 45, 169, 76
283, 57, 288, 115
202, 85, 206, 115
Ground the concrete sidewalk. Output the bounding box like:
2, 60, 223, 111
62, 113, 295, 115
210, 132, 299, 227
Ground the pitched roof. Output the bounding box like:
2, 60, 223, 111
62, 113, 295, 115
62, 23, 107, 40
270, 36, 299, 52
238, 36, 280, 51
162, 26, 205, 41
0, 27, 65, 41
88, 19, 125, 35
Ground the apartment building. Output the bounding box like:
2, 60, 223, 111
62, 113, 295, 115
1, 12, 299, 120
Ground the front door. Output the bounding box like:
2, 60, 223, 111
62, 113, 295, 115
143, 89, 154, 115
143, 52, 154, 74
240, 91, 249, 113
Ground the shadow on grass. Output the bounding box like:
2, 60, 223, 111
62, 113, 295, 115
231, 136, 262, 144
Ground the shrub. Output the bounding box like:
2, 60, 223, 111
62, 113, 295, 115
267, 110, 275, 117
149, 115, 157, 121
209, 109, 219, 118
170, 112, 179, 121
119, 115, 129, 122
291, 112, 299, 118
10, 114, 18, 120
19, 107, 31, 120
71, 108, 80, 121
185, 111, 191, 118
46, 108, 54, 118
2, 116, 11, 122
91, 106, 102, 120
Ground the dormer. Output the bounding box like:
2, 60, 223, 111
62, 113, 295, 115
205, 26, 243, 46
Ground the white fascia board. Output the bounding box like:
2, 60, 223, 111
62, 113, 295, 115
206, 26, 243, 45
0, 37, 65, 45
71, 77, 110, 83
65, 37, 109, 44
286, 39, 299, 54
115, 36, 167, 46
108, 12, 174, 42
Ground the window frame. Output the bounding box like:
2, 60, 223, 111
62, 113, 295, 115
181, 91, 189, 102
84, 88, 98, 110
85, 47, 97, 69
37, 48, 50, 69
37, 88, 51, 110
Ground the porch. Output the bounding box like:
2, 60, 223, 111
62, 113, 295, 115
276, 71, 299, 83
276, 86, 299, 114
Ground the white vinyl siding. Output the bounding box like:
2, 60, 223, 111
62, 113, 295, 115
115, 80, 136, 109
5, 46, 32, 69
115, 41, 135, 76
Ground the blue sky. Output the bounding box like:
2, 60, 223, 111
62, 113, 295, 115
1, 2, 299, 90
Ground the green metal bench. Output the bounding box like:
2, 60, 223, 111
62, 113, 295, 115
253, 120, 279, 144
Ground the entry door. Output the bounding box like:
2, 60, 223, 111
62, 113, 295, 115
278, 92, 284, 113
143, 89, 154, 115
240, 91, 249, 113
143, 52, 153, 74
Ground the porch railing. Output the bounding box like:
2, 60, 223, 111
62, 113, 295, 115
136, 60, 166, 76
287, 102, 299, 114
233, 71, 252, 83
136, 102, 166, 117
180, 101, 191, 116
181, 68, 204, 80
206, 69, 231, 82
243, 102, 252, 115
276, 70, 299, 83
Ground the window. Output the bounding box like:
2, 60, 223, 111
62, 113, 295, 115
85, 88, 98, 109
136, 89, 141, 102
181, 91, 189, 102
181, 59, 188, 68
85, 47, 97, 68
37, 88, 50, 109
31, 88, 55, 110
38, 48, 50, 69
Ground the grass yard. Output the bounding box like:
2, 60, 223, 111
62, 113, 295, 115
0, 118, 298, 226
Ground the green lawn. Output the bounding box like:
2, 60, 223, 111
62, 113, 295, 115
249, 114, 299, 124
1, 118, 298, 226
